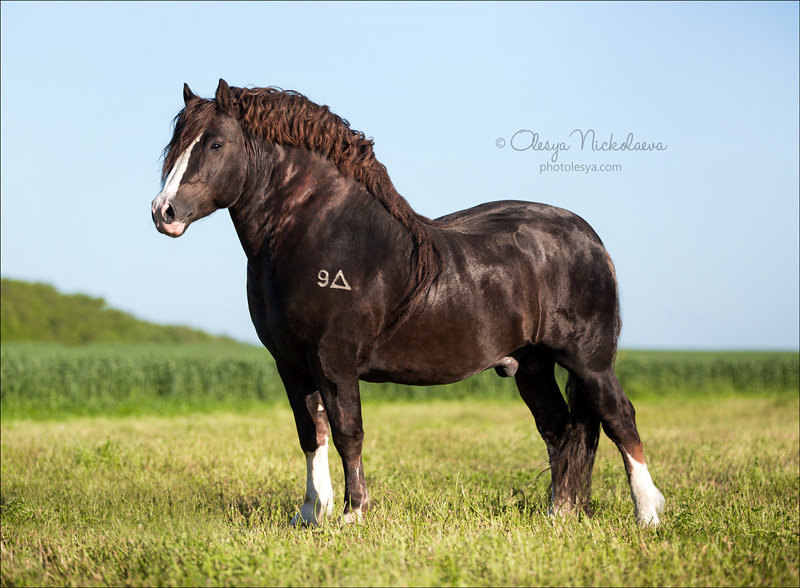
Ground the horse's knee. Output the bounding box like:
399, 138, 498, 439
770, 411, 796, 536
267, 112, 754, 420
330, 424, 365, 463
289, 394, 330, 454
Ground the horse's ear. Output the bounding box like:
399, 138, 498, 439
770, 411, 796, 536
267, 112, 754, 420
215, 78, 235, 116
183, 83, 196, 104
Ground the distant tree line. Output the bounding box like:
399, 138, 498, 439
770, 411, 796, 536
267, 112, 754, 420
0, 279, 236, 345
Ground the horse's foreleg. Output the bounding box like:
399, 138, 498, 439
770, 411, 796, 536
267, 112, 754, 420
279, 364, 335, 527
579, 369, 665, 525
309, 358, 369, 522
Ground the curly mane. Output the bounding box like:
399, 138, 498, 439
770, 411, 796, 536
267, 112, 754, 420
162, 84, 441, 339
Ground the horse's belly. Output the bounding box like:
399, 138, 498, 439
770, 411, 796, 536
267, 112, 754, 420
360, 301, 531, 386
359, 359, 489, 386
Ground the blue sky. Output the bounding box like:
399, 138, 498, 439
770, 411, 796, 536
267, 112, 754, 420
1, 1, 798, 349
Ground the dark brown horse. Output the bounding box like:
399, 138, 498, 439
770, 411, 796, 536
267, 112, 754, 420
151, 79, 665, 526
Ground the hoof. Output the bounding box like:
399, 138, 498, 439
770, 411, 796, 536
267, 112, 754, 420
548, 498, 581, 519
635, 486, 665, 527
626, 452, 665, 527
340, 507, 364, 524
290, 498, 333, 527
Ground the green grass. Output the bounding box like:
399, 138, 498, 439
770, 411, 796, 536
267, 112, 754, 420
1, 395, 798, 586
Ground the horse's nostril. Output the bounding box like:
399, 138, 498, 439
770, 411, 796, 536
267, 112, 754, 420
164, 204, 175, 224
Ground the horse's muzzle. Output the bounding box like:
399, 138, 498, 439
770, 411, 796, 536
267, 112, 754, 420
151, 198, 187, 238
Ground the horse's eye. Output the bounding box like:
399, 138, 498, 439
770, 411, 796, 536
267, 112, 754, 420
210, 142, 222, 151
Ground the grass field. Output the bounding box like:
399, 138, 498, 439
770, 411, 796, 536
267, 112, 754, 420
1, 390, 798, 586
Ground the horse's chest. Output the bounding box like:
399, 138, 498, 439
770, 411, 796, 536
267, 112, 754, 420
245, 263, 356, 360
246, 267, 303, 359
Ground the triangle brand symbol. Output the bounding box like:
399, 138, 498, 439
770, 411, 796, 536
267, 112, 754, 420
330, 269, 351, 290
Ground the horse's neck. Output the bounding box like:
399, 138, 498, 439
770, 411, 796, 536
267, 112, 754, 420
228, 143, 375, 260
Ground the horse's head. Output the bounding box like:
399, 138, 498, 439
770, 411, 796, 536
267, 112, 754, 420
151, 79, 248, 237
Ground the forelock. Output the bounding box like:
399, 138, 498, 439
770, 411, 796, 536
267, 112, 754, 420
161, 98, 217, 183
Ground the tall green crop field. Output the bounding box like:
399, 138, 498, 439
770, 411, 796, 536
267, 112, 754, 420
0, 343, 283, 419
1, 343, 797, 420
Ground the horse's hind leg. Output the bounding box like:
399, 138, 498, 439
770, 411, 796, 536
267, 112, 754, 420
572, 368, 665, 525
515, 352, 598, 516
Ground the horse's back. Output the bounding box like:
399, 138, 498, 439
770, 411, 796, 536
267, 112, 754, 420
363, 200, 619, 384
436, 200, 603, 244
432, 200, 621, 370
432, 200, 611, 294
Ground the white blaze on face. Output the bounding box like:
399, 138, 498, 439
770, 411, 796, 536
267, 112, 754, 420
151, 133, 203, 219
625, 451, 665, 526
290, 437, 334, 526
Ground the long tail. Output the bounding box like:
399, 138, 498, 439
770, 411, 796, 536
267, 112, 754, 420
551, 374, 601, 512
606, 250, 622, 352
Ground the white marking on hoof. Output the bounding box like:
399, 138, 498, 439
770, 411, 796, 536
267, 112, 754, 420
290, 440, 334, 527
340, 507, 363, 524
625, 451, 665, 526
548, 497, 576, 519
